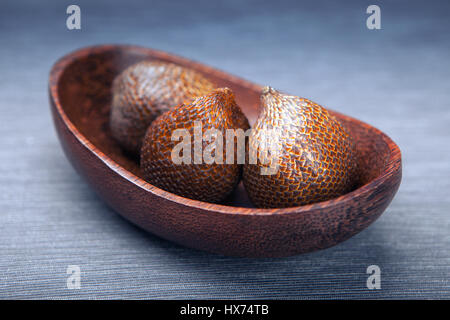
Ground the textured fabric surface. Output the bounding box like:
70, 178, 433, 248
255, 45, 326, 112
0, 0, 449, 299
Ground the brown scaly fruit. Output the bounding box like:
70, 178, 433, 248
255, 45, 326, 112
243, 87, 356, 208
110, 60, 215, 155
141, 88, 250, 203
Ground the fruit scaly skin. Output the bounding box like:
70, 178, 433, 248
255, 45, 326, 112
110, 61, 215, 155
141, 88, 250, 203
243, 87, 356, 208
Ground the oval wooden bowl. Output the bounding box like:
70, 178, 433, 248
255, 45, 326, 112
49, 45, 402, 258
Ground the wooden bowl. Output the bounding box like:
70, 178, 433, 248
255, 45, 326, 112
49, 45, 402, 258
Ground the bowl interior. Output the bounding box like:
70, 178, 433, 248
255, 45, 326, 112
56, 47, 389, 208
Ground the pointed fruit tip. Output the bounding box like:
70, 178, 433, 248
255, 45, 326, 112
261, 86, 277, 96
209, 87, 235, 105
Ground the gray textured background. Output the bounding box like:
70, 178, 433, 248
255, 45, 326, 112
1, 0, 449, 299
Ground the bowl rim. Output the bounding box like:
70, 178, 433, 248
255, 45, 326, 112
49, 44, 402, 216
